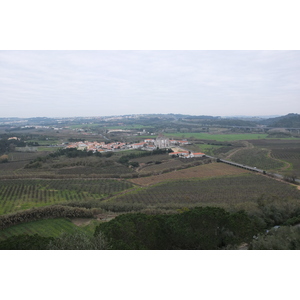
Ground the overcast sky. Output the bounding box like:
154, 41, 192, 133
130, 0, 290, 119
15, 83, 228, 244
0, 50, 299, 118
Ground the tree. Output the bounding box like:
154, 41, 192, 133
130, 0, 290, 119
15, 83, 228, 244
0, 154, 8, 163
0, 234, 54, 250
284, 172, 298, 183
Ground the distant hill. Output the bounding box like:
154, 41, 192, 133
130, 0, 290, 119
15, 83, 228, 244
182, 117, 257, 127
262, 113, 300, 128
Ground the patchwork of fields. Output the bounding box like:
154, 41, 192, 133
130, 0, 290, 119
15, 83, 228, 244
1, 132, 300, 243
130, 162, 250, 186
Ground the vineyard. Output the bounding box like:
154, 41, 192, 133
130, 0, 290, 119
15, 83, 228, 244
0, 218, 91, 241
271, 148, 300, 161
269, 147, 300, 176
130, 162, 250, 186
108, 173, 300, 212
0, 179, 133, 215
228, 148, 285, 171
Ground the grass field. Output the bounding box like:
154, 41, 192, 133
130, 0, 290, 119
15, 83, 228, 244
165, 133, 270, 141
130, 162, 250, 186
184, 144, 228, 156
164, 132, 300, 142
106, 125, 153, 129
0, 218, 94, 241
0, 178, 133, 215
37, 146, 58, 152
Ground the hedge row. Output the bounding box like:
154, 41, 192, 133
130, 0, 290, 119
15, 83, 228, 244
0, 205, 94, 230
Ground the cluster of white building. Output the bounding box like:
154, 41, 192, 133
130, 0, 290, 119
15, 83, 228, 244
65, 141, 127, 153
65, 136, 205, 158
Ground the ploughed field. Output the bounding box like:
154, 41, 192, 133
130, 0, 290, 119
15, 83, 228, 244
0, 178, 133, 215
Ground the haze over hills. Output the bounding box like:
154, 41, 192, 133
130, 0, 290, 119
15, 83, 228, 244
1, 113, 300, 128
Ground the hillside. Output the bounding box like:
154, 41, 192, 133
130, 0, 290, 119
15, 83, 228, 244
262, 113, 300, 128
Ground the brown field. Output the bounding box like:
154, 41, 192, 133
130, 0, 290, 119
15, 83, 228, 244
129, 162, 250, 186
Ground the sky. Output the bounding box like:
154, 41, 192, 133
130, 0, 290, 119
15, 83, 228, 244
0, 50, 299, 118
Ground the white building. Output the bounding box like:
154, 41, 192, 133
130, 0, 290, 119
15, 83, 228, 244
154, 135, 170, 148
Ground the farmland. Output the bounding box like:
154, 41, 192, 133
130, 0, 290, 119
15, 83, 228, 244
107, 173, 300, 212
0, 151, 135, 178
130, 162, 250, 186
228, 148, 285, 171
1, 114, 300, 249
0, 178, 133, 215
165, 132, 271, 141
249, 139, 300, 176
138, 159, 187, 174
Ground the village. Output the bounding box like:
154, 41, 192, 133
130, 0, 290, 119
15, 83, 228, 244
65, 135, 206, 158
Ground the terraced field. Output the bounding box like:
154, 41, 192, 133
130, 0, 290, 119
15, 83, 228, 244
130, 162, 250, 186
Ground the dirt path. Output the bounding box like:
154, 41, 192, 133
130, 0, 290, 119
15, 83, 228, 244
225, 141, 253, 159
101, 185, 141, 202
71, 218, 93, 226
266, 149, 291, 171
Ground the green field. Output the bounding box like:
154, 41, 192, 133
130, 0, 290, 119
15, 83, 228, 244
164, 132, 298, 142
0, 218, 94, 241
106, 125, 153, 129
37, 146, 58, 152
184, 144, 225, 156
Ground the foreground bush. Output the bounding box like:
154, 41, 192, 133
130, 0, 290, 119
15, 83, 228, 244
94, 207, 262, 250
0, 230, 109, 250
0, 234, 54, 250
249, 226, 300, 250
